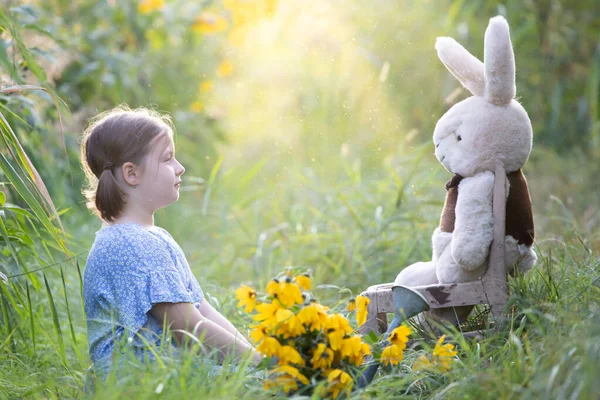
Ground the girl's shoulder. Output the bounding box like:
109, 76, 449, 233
94, 222, 161, 245
86, 223, 173, 271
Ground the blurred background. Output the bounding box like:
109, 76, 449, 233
2, 0, 599, 289
0, 0, 599, 395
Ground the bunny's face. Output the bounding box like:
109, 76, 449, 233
433, 96, 532, 177
433, 16, 533, 177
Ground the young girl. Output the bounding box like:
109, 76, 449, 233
81, 106, 261, 382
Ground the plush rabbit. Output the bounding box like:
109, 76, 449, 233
394, 16, 537, 325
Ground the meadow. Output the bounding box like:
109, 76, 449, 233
0, 1, 599, 399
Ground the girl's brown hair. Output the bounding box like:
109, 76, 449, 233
80, 106, 173, 221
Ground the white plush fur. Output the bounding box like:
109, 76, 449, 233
395, 16, 536, 290
484, 16, 516, 105
431, 227, 452, 262
436, 37, 485, 97
451, 172, 494, 270
396, 234, 538, 286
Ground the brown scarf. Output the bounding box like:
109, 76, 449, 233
439, 170, 534, 246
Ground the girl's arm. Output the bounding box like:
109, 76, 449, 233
150, 302, 262, 365
198, 300, 253, 348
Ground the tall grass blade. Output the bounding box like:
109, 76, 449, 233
60, 266, 77, 346
0, 110, 68, 241
76, 258, 85, 316
337, 192, 366, 231
202, 155, 223, 216
0, 283, 11, 338
0, 206, 22, 275
43, 272, 65, 363
0, 151, 67, 255
26, 280, 36, 351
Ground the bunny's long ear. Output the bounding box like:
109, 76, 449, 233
435, 37, 485, 97
484, 16, 515, 105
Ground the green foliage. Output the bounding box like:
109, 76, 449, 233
356, 0, 600, 155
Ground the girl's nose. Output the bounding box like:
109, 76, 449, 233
176, 160, 185, 176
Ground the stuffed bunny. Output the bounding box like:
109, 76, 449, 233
394, 16, 537, 325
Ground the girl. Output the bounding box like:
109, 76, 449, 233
81, 106, 261, 382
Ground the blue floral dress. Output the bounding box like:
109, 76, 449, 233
83, 223, 204, 378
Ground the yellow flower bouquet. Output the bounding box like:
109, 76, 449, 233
235, 270, 373, 398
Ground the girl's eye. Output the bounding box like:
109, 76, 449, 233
457, 135, 462, 141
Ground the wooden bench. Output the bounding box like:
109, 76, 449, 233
359, 161, 509, 336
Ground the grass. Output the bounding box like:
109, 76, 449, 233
1, 134, 599, 399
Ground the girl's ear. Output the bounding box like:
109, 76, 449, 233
121, 162, 141, 187
436, 36, 485, 97
483, 16, 516, 105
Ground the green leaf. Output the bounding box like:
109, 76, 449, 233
43, 272, 65, 364
26, 280, 35, 351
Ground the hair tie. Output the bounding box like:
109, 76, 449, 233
103, 163, 113, 171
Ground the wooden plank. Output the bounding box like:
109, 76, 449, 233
482, 160, 509, 308
409, 281, 488, 308
369, 280, 488, 313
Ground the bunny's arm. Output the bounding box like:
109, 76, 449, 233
451, 171, 495, 270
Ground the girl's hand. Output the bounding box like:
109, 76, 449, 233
251, 351, 263, 366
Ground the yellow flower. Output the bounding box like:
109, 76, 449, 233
266, 365, 310, 394
216, 59, 234, 78
235, 284, 257, 312
340, 336, 362, 359
388, 325, 411, 349
347, 298, 356, 312
249, 323, 268, 343
294, 274, 311, 290
432, 335, 457, 371
279, 279, 303, 307
359, 342, 372, 362
340, 336, 371, 366
323, 314, 353, 351
412, 354, 431, 372
380, 344, 404, 366
327, 369, 353, 399
264, 378, 277, 391
190, 101, 204, 113
191, 12, 228, 34
327, 329, 345, 351
356, 295, 370, 327
267, 277, 303, 308
266, 279, 280, 296
297, 302, 328, 331
278, 345, 305, 366
275, 307, 294, 323
253, 302, 280, 327
311, 343, 334, 370
199, 80, 213, 93
138, 0, 164, 14
256, 336, 280, 357
270, 308, 304, 338
324, 314, 353, 335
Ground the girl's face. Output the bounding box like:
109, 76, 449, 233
137, 134, 185, 212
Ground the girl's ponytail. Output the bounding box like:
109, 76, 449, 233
94, 166, 125, 222
80, 105, 173, 222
